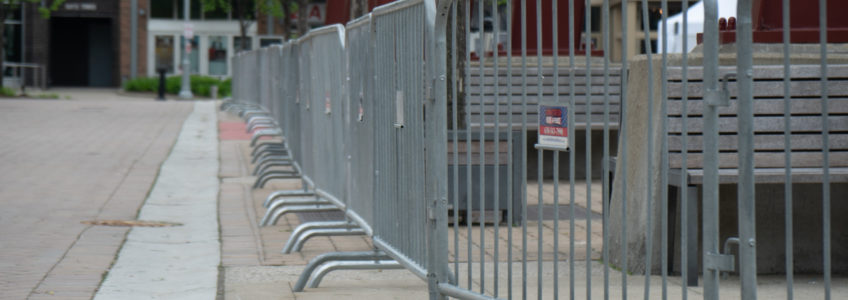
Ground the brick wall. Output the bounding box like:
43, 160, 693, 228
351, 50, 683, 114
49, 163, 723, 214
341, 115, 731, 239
120, 0, 149, 80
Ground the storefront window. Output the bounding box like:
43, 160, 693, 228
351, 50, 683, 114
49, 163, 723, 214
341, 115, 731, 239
180, 36, 200, 73
155, 36, 175, 73
234, 36, 252, 52
260, 38, 282, 48
208, 36, 228, 75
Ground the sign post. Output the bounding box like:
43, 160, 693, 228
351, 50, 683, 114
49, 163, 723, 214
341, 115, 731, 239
178, 1, 194, 99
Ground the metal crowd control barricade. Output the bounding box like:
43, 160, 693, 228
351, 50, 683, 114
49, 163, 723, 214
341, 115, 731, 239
232, 0, 844, 298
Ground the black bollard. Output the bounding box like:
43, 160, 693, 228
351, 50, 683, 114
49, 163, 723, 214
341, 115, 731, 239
156, 67, 167, 101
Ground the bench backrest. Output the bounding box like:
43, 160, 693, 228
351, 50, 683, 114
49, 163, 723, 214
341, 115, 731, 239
667, 65, 848, 169
465, 64, 623, 130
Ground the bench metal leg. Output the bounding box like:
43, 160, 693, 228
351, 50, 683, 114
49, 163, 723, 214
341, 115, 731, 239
686, 185, 699, 287
292, 251, 395, 292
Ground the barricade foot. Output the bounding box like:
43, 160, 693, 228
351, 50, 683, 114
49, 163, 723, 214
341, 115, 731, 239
281, 221, 359, 253
292, 251, 394, 292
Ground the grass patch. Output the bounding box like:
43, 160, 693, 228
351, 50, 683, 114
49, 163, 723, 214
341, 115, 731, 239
124, 75, 231, 98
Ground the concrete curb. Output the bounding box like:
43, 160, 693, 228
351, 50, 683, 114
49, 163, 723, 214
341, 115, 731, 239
94, 101, 220, 300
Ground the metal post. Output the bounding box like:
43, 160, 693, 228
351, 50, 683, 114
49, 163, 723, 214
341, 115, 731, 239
179, 0, 194, 99
701, 1, 721, 299
426, 1, 452, 299
736, 0, 757, 299
267, 0, 274, 34
131, 0, 138, 79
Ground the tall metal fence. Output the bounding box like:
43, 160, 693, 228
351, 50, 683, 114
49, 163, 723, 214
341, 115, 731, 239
229, 0, 845, 299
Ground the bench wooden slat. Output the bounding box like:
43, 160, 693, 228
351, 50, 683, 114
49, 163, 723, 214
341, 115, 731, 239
667, 115, 848, 134
667, 80, 848, 99
467, 85, 621, 95
669, 151, 848, 169
667, 98, 848, 116
671, 167, 848, 185
666, 64, 848, 81
463, 95, 620, 105
447, 152, 511, 165
668, 133, 848, 152
469, 66, 623, 77
468, 75, 621, 86
466, 104, 620, 114
447, 141, 510, 153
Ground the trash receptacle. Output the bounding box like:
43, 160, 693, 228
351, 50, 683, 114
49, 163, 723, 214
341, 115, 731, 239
447, 130, 524, 225
210, 85, 219, 99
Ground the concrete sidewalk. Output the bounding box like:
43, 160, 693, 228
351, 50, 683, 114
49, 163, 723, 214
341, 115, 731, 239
0, 93, 193, 299
94, 102, 220, 299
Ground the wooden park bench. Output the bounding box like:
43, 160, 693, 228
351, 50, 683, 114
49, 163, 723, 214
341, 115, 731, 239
665, 64, 848, 285
465, 65, 623, 131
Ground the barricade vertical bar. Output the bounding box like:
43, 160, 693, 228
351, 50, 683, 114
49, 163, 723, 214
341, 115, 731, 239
565, 0, 576, 297
427, 1, 451, 298
551, 0, 560, 299
491, 0, 501, 295
735, 1, 757, 299
520, 0, 529, 298
680, 0, 691, 294
619, 0, 630, 296
638, 0, 656, 298
601, 0, 611, 298
506, 0, 516, 298
583, 0, 594, 298
534, 0, 543, 298
818, 0, 831, 298
781, 0, 794, 298
659, 0, 669, 299
701, 1, 721, 299
476, 0, 487, 292
451, 1, 460, 285
464, 0, 473, 289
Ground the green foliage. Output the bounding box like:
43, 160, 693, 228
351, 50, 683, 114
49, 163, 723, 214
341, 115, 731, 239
123, 75, 232, 98
201, 0, 290, 18
0, 87, 16, 97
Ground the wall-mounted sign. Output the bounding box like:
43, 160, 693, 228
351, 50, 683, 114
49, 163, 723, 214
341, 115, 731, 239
288, 4, 327, 26
64, 3, 97, 11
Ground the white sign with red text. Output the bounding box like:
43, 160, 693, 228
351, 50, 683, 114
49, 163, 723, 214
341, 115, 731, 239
538, 104, 569, 150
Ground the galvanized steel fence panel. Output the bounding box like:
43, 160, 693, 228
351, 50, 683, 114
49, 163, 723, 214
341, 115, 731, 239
230, 0, 843, 299
346, 15, 377, 228
371, 0, 431, 273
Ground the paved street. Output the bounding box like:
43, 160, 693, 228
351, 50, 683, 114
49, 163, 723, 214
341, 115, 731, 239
0, 93, 192, 299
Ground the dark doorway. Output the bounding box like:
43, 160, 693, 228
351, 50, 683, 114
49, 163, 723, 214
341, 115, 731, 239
49, 17, 114, 87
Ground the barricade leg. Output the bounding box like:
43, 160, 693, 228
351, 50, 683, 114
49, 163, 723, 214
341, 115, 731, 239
292, 251, 395, 292
260, 204, 338, 227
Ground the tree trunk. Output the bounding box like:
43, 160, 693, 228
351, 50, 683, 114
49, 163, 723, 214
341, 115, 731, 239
236, 0, 248, 51
450, 1, 467, 130
297, 0, 308, 36
349, 0, 367, 20
280, 0, 291, 40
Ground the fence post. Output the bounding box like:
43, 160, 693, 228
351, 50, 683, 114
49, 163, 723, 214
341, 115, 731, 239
701, 1, 723, 299
425, 1, 454, 299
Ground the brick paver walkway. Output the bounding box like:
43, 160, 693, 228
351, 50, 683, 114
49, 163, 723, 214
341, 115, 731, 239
0, 98, 192, 299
